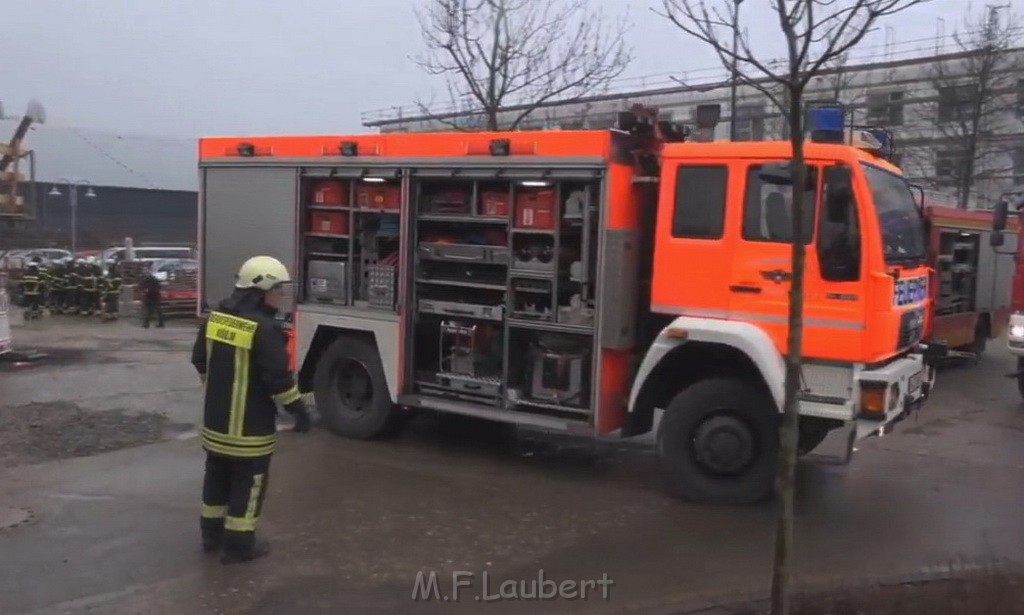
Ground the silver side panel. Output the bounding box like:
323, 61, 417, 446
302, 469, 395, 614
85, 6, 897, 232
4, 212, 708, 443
974, 230, 1017, 313
201, 167, 299, 308
597, 228, 639, 349
295, 304, 401, 401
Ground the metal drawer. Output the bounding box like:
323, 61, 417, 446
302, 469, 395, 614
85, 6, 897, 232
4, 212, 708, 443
419, 299, 504, 322
307, 260, 348, 304
417, 242, 509, 265
366, 264, 396, 309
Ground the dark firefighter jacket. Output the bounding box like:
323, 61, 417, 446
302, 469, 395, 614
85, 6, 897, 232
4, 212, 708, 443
21, 273, 41, 296
190, 292, 301, 458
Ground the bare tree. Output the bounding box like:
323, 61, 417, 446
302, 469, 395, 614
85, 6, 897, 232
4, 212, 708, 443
656, 1, 929, 614
911, 5, 1024, 209
412, 0, 633, 131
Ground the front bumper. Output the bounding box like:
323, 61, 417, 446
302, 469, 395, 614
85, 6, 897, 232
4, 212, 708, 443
854, 354, 933, 440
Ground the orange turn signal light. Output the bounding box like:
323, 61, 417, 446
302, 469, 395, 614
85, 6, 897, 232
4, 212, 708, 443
859, 382, 886, 418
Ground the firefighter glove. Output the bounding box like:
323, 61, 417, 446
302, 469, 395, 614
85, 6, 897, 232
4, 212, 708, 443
284, 398, 311, 433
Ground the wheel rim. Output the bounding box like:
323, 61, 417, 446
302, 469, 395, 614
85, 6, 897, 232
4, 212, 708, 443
690, 413, 758, 477
334, 359, 374, 416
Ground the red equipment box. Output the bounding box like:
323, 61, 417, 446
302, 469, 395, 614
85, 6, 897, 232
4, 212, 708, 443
310, 180, 348, 207
480, 191, 510, 216
308, 210, 350, 235
356, 185, 401, 210
514, 190, 556, 229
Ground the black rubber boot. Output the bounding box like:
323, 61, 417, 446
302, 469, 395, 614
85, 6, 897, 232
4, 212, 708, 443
220, 538, 270, 565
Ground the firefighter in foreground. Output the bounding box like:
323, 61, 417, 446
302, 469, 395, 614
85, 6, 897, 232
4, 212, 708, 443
21, 262, 43, 320
190, 255, 312, 564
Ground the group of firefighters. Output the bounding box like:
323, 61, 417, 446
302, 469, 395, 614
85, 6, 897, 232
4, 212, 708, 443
19, 257, 123, 321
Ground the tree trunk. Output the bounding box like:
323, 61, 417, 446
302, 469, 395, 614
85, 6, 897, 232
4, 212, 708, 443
770, 89, 808, 615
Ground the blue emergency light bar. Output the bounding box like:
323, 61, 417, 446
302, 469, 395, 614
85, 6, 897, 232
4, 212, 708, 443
806, 103, 846, 143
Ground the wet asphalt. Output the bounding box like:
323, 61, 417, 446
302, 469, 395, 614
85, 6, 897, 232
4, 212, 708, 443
1, 313, 1023, 614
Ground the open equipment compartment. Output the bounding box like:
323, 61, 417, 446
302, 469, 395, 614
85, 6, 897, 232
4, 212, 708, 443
407, 166, 603, 420
298, 168, 402, 312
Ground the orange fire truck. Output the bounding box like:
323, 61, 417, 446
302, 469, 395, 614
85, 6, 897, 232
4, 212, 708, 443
197, 112, 938, 504
922, 197, 1017, 355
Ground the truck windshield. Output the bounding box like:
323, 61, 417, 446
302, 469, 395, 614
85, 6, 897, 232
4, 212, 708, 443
861, 162, 926, 265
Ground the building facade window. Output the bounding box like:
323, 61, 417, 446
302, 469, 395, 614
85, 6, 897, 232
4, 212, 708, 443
935, 150, 968, 185
866, 90, 905, 126
732, 103, 765, 141
937, 84, 978, 123
1013, 148, 1024, 185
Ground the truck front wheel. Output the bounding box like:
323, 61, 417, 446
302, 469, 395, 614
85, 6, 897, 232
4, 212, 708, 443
313, 335, 401, 440
1017, 358, 1024, 400
656, 378, 778, 505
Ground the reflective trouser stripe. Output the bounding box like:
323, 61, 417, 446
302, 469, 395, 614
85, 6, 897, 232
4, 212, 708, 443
272, 385, 301, 406
201, 504, 227, 519
201, 428, 275, 458
224, 473, 264, 532
228, 348, 251, 437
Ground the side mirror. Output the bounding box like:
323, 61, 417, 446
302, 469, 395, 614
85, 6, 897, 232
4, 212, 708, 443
992, 197, 1009, 232
991, 230, 1005, 247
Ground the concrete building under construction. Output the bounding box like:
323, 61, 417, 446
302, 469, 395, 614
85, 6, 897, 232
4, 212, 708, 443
362, 33, 1024, 209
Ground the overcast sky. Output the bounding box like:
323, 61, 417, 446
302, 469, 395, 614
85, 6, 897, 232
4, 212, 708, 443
5, 0, 1021, 139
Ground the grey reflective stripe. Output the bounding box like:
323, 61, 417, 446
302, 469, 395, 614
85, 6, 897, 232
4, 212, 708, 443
650, 304, 866, 330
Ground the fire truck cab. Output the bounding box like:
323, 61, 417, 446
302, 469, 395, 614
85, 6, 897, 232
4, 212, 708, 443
991, 192, 1024, 396
198, 113, 935, 504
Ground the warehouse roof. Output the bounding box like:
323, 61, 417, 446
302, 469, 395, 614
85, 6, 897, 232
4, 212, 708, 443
0, 119, 197, 192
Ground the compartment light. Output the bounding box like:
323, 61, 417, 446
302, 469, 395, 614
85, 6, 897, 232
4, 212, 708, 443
362, 177, 387, 183
520, 180, 551, 187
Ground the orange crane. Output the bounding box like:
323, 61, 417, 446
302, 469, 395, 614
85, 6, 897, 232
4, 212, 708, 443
0, 100, 46, 363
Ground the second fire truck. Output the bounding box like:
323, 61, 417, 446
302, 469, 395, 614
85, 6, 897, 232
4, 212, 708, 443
197, 110, 938, 504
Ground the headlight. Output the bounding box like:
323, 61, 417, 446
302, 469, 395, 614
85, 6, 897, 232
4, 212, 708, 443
1011, 325, 1024, 339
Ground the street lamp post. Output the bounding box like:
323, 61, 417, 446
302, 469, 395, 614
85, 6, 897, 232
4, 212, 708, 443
48, 179, 96, 256
729, 0, 745, 141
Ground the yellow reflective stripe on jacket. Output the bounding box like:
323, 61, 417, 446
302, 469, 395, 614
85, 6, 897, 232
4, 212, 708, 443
272, 385, 301, 406
202, 438, 275, 458
228, 348, 251, 436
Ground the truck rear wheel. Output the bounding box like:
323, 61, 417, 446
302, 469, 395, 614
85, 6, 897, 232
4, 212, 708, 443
656, 378, 778, 505
313, 335, 401, 440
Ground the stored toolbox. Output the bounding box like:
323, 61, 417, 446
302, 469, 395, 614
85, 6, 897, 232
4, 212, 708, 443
356, 185, 401, 210
514, 189, 556, 229
310, 180, 348, 206
417, 242, 509, 264
422, 189, 471, 214
419, 299, 504, 321
309, 211, 350, 235
366, 264, 397, 308
306, 260, 348, 304
479, 191, 510, 216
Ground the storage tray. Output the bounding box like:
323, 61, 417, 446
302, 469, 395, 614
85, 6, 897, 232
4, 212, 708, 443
419, 299, 504, 322
417, 242, 509, 265
432, 373, 502, 396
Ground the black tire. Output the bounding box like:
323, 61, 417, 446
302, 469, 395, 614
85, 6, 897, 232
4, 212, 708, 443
1017, 359, 1024, 400
313, 335, 401, 440
970, 317, 989, 357
656, 378, 778, 505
